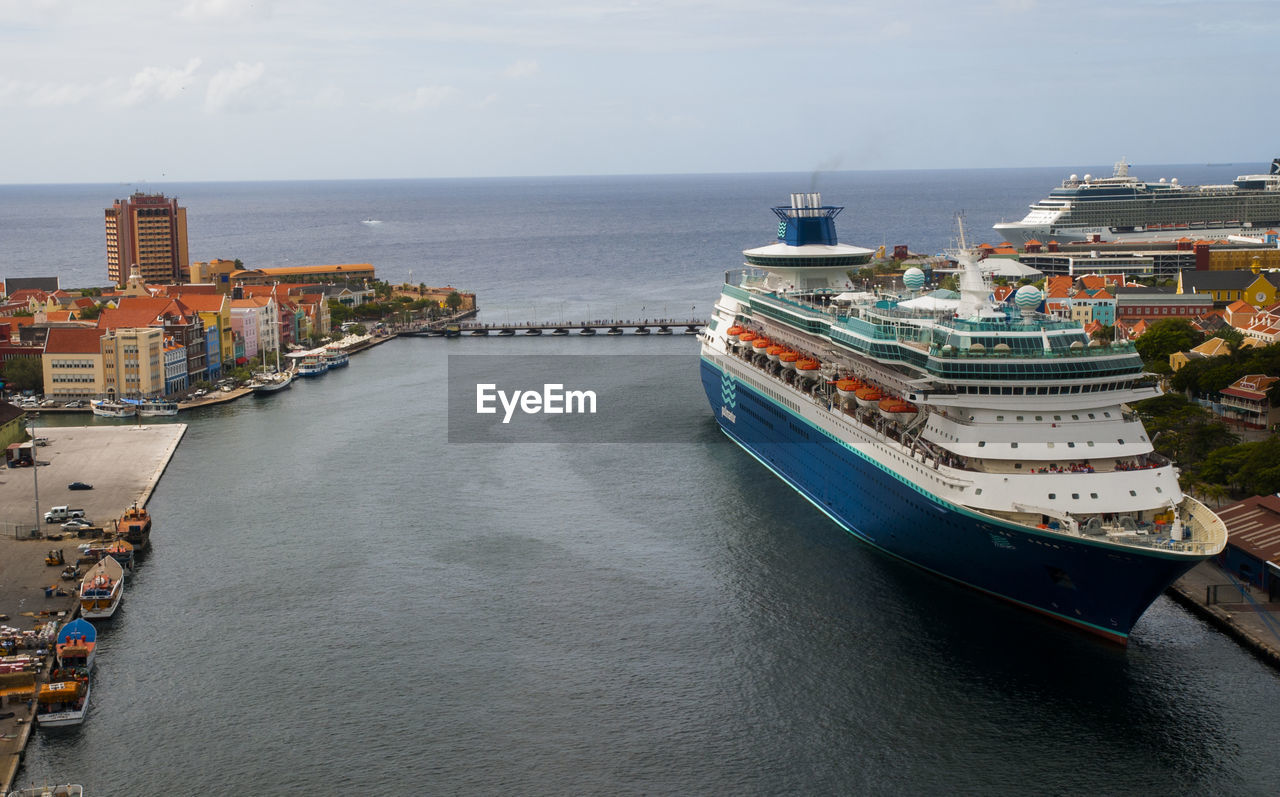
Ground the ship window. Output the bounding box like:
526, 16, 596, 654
1048, 493, 1056, 500
1104, 412, 1112, 418
1047, 442, 1055, 448
1054, 415, 1062, 421
1156, 487, 1163, 493
1091, 493, 1098, 499
1117, 439, 1124, 444
1068, 442, 1076, 448
1071, 414, 1080, 420
1129, 490, 1137, 496
997, 415, 1004, 421
1072, 493, 1080, 500
1035, 415, 1043, 421
1088, 413, 1096, 419
1014, 464, 1022, 469
1087, 441, 1094, 447
975, 488, 983, 495
978, 441, 986, 447
1017, 416, 1024, 421
1011, 442, 1019, 449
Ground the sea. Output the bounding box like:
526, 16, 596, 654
4, 165, 1280, 795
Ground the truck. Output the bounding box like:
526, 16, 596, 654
44, 506, 87, 524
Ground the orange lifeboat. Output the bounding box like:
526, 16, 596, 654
878, 397, 919, 422
752, 338, 772, 352
778, 351, 800, 369
835, 378, 862, 399
765, 344, 786, 362
725, 325, 744, 339
795, 359, 820, 380
853, 385, 883, 408
738, 331, 757, 344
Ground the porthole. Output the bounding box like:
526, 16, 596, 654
978, 441, 986, 447
1068, 442, 1076, 448
1117, 439, 1124, 444
1035, 415, 1043, 421
1129, 490, 1137, 496
1087, 441, 1094, 447
1090, 493, 1098, 499
1071, 414, 1080, 420
1048, 493, 1056, 500
1156, 487, 1163, 493
1011, 442, 1019, 449
1072, 493, 1080, 500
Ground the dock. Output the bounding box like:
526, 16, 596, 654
0, 424, 186, 793
399, 319, 705, 337
1167, 561, 1280, 669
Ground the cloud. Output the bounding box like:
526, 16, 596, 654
121, 58, 202, 106
27, 81, 99, 107
376, 84, 460, 112
204, 61, 266, 113
502, 59, 539, 79
179, 0, 272, 21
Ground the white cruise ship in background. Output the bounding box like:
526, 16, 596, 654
994, 158, 1280, 246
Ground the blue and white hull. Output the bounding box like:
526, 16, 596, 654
700, 356, 1200, 642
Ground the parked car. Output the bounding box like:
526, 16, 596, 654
67, 481, 93, 490
64, 400, 86, 408
61, 519, 92, 532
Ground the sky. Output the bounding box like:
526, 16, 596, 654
1, 0, 1276, 184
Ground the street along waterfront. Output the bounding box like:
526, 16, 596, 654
16, 334, 1280, 794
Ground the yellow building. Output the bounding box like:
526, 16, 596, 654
171, 293, 234, 370
101, 327, 165, 398
42, 327, 107, 400
235, 264, 376, 285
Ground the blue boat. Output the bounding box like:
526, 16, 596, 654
56, 617, 96, 669
700, 192, 1227, 643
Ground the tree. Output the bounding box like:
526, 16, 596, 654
77, 303, 102, 320
1133, 318, 1203, 368
2, 356, 44, 393
445, 291, 463, 312
1090, 324, 1114, 343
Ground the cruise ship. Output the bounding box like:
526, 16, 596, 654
993, 158, 1280, 246
700, 193, 1227, 642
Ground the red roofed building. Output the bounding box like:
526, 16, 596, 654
42, 327, 107, 400
98, 296, 209, 383
1217, 374, 1280, 430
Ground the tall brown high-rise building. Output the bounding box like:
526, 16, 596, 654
105, 193, 190, 286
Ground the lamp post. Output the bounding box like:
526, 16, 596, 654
29, 413, 39, 538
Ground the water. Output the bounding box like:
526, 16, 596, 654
7, 169, 1280, 794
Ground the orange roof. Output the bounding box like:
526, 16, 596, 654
97, 296, 198, 330
170, 293, 227, 313
1024, 239, 1043, 246
254, 264, 373, 275
44, 327, 105, 354
43, 310, 75, 322
1092, 289, 1114, 300
1079, 275, 1106, 290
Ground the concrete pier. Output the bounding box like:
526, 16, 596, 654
0, 424, 185, 793
1167, 561, 1280, 668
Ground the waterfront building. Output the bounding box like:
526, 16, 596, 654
97, 296, 209, 386
163, 337, 188, 394
189, 259, 240, 292
105, 193, 190, 286
232, 263, 376, 286
42, 327, 107, 400
100, 327, 165, 398
2, 277, 60, 296
230, 295, 279, 360
166, 291, 234, 376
